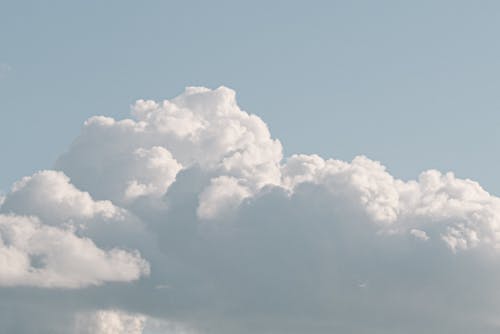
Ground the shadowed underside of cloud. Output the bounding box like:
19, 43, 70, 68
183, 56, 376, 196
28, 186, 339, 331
1, 86, 500, 333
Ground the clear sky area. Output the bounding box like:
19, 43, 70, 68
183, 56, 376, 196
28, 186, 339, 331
2, 1, 500, 193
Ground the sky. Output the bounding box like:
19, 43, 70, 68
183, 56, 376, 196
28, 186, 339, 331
2, 0, 500, 193
2, 1, 500, 333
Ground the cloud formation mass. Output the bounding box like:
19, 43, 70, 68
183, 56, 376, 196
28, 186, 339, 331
2, 87, 500, 333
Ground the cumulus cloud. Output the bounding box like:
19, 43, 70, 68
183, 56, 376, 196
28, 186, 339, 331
0, 63, 12, 78
0, 170, 150, 288
2, 170, 122, 224
3, 86, 500, 333
75, 310, 146, 334
75, 310, 197, 334
55, 86, 282, 207
410, 228, 429, 241
197, 176, 251, 219
281, 154, 500, 252
0, 214, 149, 288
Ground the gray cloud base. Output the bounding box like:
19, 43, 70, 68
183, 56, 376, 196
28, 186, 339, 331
1, 87, 499, 333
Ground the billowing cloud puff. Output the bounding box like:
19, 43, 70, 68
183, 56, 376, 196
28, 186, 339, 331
3, 86, 500, 333
56, 87, 282, 207
2, 170, 122, 224
75, 310, 196, 334
0, 214, 149, 288
75, 310, 146, 334
197, 176, 251, 219
281, 154, 500, 252
0, 170, 150, 288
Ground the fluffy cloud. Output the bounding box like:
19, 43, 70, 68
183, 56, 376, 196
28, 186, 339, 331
75, 310, 146, 334
2, 170, 122, 224
197, 176, 251, 219
55, 87, 282, 207
0, 214, 149, 288
75, 310, 197, 334
0, 62, 12, 78
281, 154, 500, 252
0, 170, 150, 288
3, 86, 500, 333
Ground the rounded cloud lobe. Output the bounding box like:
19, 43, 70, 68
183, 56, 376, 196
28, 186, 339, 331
0, 214, 149, 288
2, 86, 500, 333
0, 170, 150, 289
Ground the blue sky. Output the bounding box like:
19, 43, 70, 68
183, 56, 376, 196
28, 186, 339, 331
4, 2, 500, 333
2, 1, 500, 192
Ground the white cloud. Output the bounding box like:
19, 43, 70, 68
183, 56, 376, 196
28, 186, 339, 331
75, 310, 146, 334
197, 176, 251, 219
281, 154, 500, 251
75, 310, 197, 334
56, 86, 282, 208
0, 214, 149, 288
3, 86, 500, 333
123, 147, 182, 201
2, 170, 122, 224
0, 63, 12, 77
0, 170, 150, 288
410, 228, 429, 241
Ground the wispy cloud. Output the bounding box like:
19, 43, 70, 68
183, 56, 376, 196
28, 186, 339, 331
0, 63, 12, 78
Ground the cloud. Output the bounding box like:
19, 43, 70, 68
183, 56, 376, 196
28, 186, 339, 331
2, 86, 500, 333
197, 175, 251, 219
75, 310, 197, 334
410, 228, 429, 241
0, 170, 150, 288
55, 87, 282, 207
280, 154, 500, 252
2, 170, 122, 224
0, 214, 149, 288
0, 63, 12, 78
75, 310, 146, 334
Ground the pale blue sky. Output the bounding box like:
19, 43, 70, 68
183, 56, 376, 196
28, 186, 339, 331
1, 0, 500, 193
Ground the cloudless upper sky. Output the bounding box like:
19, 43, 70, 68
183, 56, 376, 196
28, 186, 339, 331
1, 0, 500, 193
